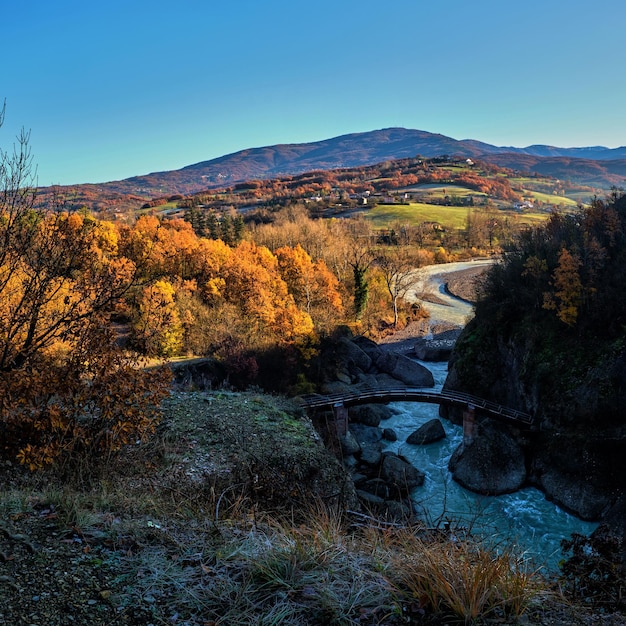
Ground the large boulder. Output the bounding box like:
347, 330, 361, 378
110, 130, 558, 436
536, 469, 612, 521
349, 403, 393, 427
375, 353, 435, 387
529, 436, 618, 520
380, 452, 425, 494
382, 427, 398, 442
349, 423, 383, 445
359, 478, 392, 499
352, 335, 384, 363
340, 431, 361, 456
448, 426, 526, 495
349, 423, 384, 468
406, 419, 446, 445
336, 337, 373, 374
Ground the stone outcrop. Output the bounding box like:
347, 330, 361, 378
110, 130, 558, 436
332, 416, 426, 521
406, 418, 446, 445
528, 433, 621, 520
318, 332, 434, 392
310, 331, 439, 521
375, 352, 434, 387
448, 424, 526, 495
444, 316, 626, 527
336, 336, 373, 376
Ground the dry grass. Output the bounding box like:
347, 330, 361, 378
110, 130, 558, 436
385, 530, 544, 623
1, 390, 611, 625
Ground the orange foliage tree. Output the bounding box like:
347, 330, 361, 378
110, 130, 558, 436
0, 113, 170, 469
275, 244, 344, 334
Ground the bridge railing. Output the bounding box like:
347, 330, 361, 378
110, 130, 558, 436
297, 386, 533, 426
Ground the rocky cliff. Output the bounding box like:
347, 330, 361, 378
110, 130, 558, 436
443, 303, 626, 574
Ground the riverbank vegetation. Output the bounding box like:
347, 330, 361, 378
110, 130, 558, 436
462, 189, 626, 429
446, 190, 626, 612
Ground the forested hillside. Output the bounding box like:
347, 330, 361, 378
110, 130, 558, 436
452, 189, 626, 428
445, 190, 626, 534
37, 147, 607, 216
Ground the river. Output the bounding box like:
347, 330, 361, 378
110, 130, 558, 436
406, 259, 494, 327
384, 261, 598, 571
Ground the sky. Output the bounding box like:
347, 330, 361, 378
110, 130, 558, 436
2, 0, 626, 186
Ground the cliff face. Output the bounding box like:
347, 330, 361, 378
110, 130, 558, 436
444, 313, 626, 522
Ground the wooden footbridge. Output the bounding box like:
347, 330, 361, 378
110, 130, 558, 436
298, 387, 533, 435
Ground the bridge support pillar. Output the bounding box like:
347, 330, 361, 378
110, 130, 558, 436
332, 402, 349, 438
463, 404, 476, 445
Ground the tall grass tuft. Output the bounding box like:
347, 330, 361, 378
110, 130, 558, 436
387, 533, 543, 623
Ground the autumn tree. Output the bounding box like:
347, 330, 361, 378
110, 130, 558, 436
477, 193, 626, 336
0, 108, 170, 469
275, 244, 344, 333
132, 279, 184, 356
543, 247, 583, 327
374, 246, 417, 328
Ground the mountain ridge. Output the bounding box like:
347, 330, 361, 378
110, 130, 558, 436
44, 128, 626, 205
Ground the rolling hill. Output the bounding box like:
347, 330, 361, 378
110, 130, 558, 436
41, 128, 626, 211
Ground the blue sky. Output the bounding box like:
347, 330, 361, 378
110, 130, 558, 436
3, 0, 625, 185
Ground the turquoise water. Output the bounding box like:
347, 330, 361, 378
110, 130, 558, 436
382, 361, 598, 571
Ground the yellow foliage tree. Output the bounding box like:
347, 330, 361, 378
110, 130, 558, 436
543, 247, 582, 326
133, 279, 184, 357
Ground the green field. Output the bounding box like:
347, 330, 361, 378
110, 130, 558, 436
524, 190, 579, 207
366, 203, 473, 230
398, 184, 486, 199
136, 200, 180, 215
365, 202, 550, 231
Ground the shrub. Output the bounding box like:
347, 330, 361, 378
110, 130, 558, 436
1, 324, 171, 471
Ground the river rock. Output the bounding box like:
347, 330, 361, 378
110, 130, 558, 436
406, 419, 446, 445
340, 431, 361, 456
349, 423, 383, 467
359, 442, 383, 467
536, 469, 612, 520
414, 329, 461, 362
414, 338, 456, 361
529, 440, 615, 520
448, 427, 526, 495
359, 478, 392, 499
349, 403, 393, 427
356, 490, 386, 508
375, 352, 435, 387
380, 452, 425, 493
336, 337, 373, 373
352, 335, 384, 362
349, 423, 383, 445
382, 427, 398, 442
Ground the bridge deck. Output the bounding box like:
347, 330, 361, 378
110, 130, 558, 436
298, 387, 533, 426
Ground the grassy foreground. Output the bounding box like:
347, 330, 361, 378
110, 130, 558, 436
0, 391, 617, 625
